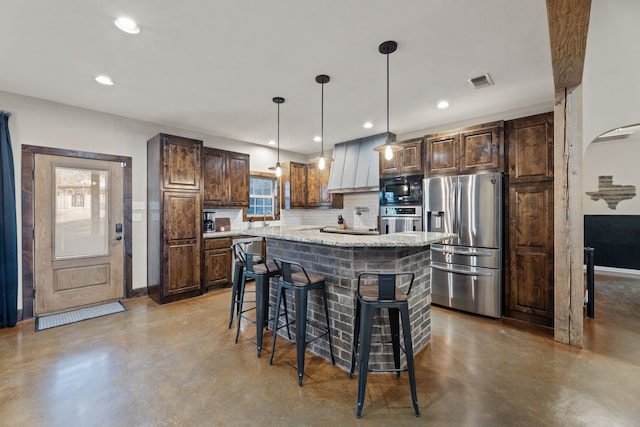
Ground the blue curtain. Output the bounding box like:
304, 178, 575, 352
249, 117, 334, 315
0, 112, 18, 327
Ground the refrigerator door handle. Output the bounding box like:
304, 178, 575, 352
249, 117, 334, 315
431, 246, 494, 257
431, 262, 493, 277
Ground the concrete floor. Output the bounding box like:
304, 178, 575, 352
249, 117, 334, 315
1, 273, 639, 426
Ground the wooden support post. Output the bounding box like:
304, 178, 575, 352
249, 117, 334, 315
547, 0, 591, 347
553, 85, 584, 346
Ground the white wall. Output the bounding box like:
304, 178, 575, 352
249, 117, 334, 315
2, 90, 307, 309
583, 136, 640, 214
582, 0, 640, 215
583, 0, 640, 149
583, 135, 640, 215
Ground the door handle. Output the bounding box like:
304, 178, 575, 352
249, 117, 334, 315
116, 235, 123, 241
431, 262, 493, 276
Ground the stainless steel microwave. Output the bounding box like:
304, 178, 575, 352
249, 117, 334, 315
380, 174, 423, 206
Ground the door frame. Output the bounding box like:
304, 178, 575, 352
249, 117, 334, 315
21, 145, 134, 319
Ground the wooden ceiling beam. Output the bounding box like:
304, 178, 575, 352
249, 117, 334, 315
546, 0, 592, 88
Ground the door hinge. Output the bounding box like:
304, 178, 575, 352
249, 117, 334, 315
33, 289, 36, 298
32, 168, 35, 180
32, 228, 35, 239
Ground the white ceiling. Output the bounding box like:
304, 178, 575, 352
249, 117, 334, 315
0, 0, 554, 154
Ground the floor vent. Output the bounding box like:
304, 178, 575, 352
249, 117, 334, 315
468, 73, 494, 89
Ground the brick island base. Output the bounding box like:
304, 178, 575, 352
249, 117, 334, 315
265, 238, 432, 372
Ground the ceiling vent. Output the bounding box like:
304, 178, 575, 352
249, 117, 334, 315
468, 73, 493, 89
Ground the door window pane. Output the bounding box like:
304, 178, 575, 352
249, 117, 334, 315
55, 167, 109, 258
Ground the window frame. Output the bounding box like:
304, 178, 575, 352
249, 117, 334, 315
243, 171, 280, 221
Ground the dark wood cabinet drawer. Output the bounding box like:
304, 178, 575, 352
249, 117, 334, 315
205, 237, 232, 250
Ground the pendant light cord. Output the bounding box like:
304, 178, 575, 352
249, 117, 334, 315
320, 81, 324, 156
386, 50, 390, 135
277, 102, 280, 163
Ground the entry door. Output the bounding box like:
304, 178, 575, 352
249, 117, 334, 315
34, 154, 124, 315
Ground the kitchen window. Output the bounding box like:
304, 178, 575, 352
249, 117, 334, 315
244, 172, 280, 220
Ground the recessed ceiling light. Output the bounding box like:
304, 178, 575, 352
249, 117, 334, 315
437, 100, 450, 109
95, 75, 114, 86
115, 16, 140, 34
313, 136, 322, 142
268, 140, 276, 145
363, 122, 373, 129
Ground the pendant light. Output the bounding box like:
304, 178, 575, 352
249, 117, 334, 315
270, 96, 285, 177
310, 74, 333, 170
373, 40, 402, 160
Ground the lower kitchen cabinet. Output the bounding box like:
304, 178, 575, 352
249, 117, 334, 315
203, 237, 232, 290
506, 182, 554, 326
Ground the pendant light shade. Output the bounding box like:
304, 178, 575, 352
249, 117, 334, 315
269, 96, 285, 177
373, 40, 402, 160
310, 74, 333, 170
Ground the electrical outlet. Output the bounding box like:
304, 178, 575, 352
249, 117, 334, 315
132, 201, 145, 210
132, 213, 143, 222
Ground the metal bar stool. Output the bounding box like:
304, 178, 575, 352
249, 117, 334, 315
234, 246, 289, 357
349, 271, 419, 419
228, 242, 247, 328
269, 258, 335, 387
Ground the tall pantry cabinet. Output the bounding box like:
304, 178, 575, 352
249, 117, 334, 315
147, 133, 203, 304
505, 113, 554, 327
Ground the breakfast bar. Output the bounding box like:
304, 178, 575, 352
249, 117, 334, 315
244, 226, 452, 371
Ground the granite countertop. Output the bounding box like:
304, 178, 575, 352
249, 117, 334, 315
242, 226, 453, 248
202, 230, 256, 239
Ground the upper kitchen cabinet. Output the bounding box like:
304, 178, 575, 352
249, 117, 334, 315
307, 162, 342, 208
160, 134, 202, 190
285, 161, 308, 209
425, 132, 459, 175
459, 122, 504, 173
282, 161, 343, 209
203, 147, 250, 208
147, 133, 203, 304
506, 113, 554, 183
425, 121, 504, 176
380, 138, 423, 177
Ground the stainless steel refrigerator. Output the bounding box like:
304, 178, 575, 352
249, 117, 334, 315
424, 172, 503, 318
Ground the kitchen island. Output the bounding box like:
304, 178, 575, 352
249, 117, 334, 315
243, 226, 451, 371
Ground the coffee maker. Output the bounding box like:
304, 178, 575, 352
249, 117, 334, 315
203, 210, 215, 232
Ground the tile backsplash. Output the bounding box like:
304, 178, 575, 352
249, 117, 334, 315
282, 192, 380, 229
210, 192, 380, 231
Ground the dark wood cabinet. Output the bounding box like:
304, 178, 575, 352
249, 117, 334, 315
505, 112, 554, 327
507, 113, 554, 183
460, 123, 503, 173
380, 138, 423, 177
306, 163, 337, 208
203, 148, 226, 205
287, 162, 308, 208
203, 147, 249, 208
203, 237, 232, 290
162, 137, 202, 190
283, 161, 343, 209
425, 121, 503, 176
426, 133, 459, 175
147, 134, 203, 304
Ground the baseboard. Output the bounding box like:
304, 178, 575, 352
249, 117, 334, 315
593, 266, 640, 277
127, 287, 148, 298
